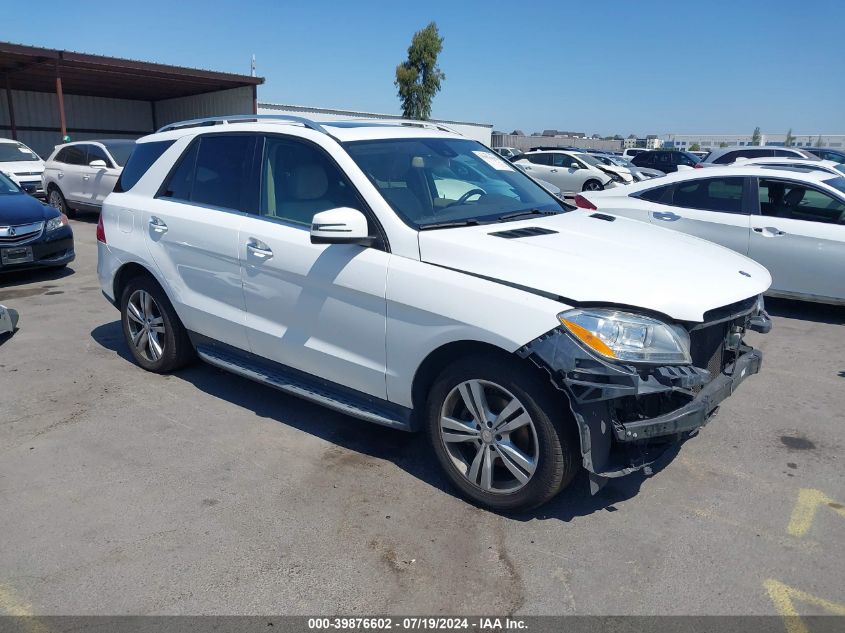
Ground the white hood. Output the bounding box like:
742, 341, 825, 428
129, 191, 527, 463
417, 210, 771, 322
0, 160, 44, 182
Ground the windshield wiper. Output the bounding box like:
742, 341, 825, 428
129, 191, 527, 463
497, 209, 561, 221
418, 219, 482, 230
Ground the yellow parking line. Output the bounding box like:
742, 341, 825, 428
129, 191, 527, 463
764, 579, 845, 633
787, 488, 845, 538
0, 583, 50, 633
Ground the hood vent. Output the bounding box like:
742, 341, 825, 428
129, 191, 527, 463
590, 213, 616, 222
489, 226, 558, 239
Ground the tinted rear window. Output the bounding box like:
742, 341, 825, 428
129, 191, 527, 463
114, 140, 175, 193
157, 135, 256, 211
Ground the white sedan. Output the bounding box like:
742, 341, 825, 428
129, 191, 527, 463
578, 165, 845, 304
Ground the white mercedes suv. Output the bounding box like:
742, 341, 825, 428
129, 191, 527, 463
97, 115, 772, 512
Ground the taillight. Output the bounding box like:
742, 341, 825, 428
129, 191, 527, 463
96, 214, 106, 243
574, 195, 597, 210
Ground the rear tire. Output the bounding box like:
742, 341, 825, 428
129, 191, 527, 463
582, 180, 604, 192
120, 276, 194, 373
426, 354, 579, 513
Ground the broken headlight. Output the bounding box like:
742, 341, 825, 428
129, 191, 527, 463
558, 308, 691, 364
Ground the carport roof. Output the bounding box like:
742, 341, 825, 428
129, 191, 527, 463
0, 41, 264, 101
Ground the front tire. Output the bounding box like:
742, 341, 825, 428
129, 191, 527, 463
426, 354, 579, 513
120, 276, 194, 373
47, 186, 75, 218
582, 179, 604, 192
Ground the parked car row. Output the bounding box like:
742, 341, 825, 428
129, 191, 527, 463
578, 163, 845, 304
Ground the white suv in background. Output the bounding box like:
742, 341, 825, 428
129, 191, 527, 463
97, 115, 771, 512
42, 139, 135, 216
0, 138, 45, 199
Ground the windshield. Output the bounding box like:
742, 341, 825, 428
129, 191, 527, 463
0, 171, 20, 193
344, 138, 565, 228
0, 142, 39, 162
103, 141, 135, 167
837, 164, 845, 175
824, 176, 845, 195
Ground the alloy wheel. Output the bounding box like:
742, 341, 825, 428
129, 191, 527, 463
48, 190, 63, 210
584, 181, 603, 191
125, 289, 166, 362
439, 380, 539, 494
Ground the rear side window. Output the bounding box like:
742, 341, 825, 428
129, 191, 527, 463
672, 177, 745, 213
56, 145, 86, 165
158, 134, 256, 211
714, 148, 771, 164
114, 140, 174, 193
527, 153, 551, 165
637, 184, 671, 203
630, 153, 651, 166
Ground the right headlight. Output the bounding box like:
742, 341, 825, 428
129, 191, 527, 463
558, 308, 691, 364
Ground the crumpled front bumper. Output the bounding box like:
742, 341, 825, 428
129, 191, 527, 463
517, 306, 770, 492
613, 346, 762, 443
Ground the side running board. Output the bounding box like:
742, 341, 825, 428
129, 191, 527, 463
196, 345, 414, 432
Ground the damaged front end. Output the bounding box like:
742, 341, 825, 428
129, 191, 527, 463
516, 295, 771, 493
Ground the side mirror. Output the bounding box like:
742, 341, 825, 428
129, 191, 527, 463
569, 163, 579, 170
89, 159, 108, 168
310, 207, 375, 246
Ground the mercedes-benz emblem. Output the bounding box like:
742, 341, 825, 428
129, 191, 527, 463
739, 270, 751, 277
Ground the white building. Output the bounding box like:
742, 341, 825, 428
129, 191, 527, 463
257, 102, 492, 145
664, 132, 845, 151
623, 136, 663, 150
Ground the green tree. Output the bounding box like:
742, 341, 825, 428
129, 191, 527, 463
719, 142, 729, 148
751, 126, 762, 146
785, 128, 795, 147
815, 134, 824, 148
394, 22, 446, 120
689, 142, 701, 151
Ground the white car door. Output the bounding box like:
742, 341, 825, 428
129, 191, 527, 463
142, 133, 254, 350
749, 177, 845, 301
647, 175, 752, 255
238, 134, 390, 399
515, 154, 558, 188
56, 144, 88, 204
83, 144, 121, 206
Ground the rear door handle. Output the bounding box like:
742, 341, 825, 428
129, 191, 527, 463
753, 226, 785, 236
82, 175, 90, 181
149, 216, 168, 234
247, 238, 273, 259
653, 211, 681, 221
550, 168, 558, 173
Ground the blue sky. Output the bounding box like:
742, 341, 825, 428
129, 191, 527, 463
4, 0, 844, 135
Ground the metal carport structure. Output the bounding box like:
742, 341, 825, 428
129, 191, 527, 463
0, 42, 264, 156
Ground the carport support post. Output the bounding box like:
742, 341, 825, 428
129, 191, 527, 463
3, 74, 16, 140
54, 60, 67, 140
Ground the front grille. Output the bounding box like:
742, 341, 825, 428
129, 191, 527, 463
14, 171, 42, 177
689, 321, 730, 382
0, 221, 44, 245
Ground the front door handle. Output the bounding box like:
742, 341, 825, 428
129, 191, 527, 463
753, 226, 785, 237
653, 211, 681, 221
550, 168, 558, 173
149, 216, 168, 234
82, 175, 90, 181
247, 238, 273, 259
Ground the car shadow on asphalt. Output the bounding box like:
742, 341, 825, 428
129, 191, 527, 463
91, 319, 679, 523
764, 297, 845, 325
0, 265, 75, 291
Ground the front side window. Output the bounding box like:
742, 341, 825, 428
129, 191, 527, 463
551, 153, 577, 168
159, 135, 256, 211
0, 142, 39, 162
672, 177, 745, 213
758, 178, 845, 224
260, 136, 361, 226
344, 138, 564, 228
86, 145, 112, 167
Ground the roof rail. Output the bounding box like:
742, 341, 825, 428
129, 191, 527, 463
156, 114, 331, 135
397, 120, 459, 135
